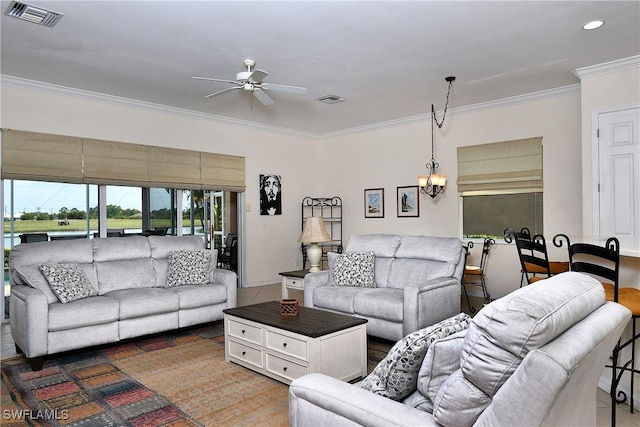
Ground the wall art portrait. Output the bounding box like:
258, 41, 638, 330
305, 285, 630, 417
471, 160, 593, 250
260, 174, 282, 215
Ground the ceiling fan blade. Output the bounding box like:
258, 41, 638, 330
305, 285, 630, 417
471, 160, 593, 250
262, 83, 308, 95
253, 89, 274, 106
193, 76, 239, 85
249, 69, 269, 83
205, 86, 241, 98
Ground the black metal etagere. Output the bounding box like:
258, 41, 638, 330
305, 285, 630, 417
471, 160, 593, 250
301, 196, 343, 269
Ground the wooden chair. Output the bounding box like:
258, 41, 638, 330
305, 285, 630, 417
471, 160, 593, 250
504, 227, 568, 286
218, 233, 238, 271
463, 237, 494, 313
553, 234, 638, 427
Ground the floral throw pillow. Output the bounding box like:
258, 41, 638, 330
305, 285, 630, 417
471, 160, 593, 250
39, 263, 97, 304
330, 251, 376, 287
165, 250, 211, 287
359, 313, 471, 400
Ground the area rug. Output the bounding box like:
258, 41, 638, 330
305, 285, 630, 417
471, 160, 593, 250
1, 322, 393, 427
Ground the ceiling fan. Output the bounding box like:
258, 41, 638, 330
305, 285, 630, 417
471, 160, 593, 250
193, 59, 308, 106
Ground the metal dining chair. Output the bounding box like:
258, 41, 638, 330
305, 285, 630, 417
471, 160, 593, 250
462, 237, 494, 313
553, 234, 638, 427
504, 227, 569, 286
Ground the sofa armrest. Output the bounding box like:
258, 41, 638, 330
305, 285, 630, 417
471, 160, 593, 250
402, 277, 461, 335
289, 373, 438, 427
303, 271, 331, 308
10, 285, 49, 358
212, 269, 238, 308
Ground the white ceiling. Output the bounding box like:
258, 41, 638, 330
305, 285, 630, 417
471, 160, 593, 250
1, 1, 639, 136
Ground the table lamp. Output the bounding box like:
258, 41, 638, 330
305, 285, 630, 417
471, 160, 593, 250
298, 217, 331, 272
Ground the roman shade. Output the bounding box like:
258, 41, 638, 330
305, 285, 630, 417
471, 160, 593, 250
1, 129, 245, 191
456, 137, 542, 195
1, 130, 84, 183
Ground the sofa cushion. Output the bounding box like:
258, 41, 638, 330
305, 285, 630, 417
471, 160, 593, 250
14, 264, 61, 304
148, 236, 217, 288
387, 258, 453, 289
171, 284, 228, 309
432, 272, 606, 426
95, 259, 156, 294
92, 235, 151, 262
346, 234, 401, 258
106, 288, 179, 319
312, 286, 362, 314
418, 330, 466, 405
359, 313, 470, 401
165, 250, 211, 287
48, 296, 119, 331
39, 263, 97, 303
329, 251, 376, 287
395, 236, 462, 263
353, 288, 404, 321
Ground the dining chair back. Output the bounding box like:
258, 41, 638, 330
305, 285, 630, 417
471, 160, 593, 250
463, 237, 495, 313
553, 234, 637, 427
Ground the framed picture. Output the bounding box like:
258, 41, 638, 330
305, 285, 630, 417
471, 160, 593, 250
260, 174, 282, 215
364, 188, 385, 218
397, 186, 419, 217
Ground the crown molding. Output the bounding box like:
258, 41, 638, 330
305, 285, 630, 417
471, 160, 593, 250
573, 55, 640, 79
2, 74, 580, 139
0, 75, 318, 138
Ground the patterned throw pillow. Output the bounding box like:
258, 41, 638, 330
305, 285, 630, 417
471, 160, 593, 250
39, 263, 97, 304
359, 313, 471, 400
331, 251, 376, 287
165, 250, 211, 287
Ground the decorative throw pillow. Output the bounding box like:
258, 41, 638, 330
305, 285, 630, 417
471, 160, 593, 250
359, 312, 471, 400
165, 250, 211, 287
39, 263, 97, 304
330, 251, 376, 287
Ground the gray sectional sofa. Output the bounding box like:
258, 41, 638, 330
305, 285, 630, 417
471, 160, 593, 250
9, 235, 237, 370
304, 234, 466, 341
290, 272, 631, 427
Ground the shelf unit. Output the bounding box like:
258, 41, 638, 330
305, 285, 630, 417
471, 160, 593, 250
301, 196, 343, 269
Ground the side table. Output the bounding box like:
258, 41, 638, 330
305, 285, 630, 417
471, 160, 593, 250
279, 269, 309, 299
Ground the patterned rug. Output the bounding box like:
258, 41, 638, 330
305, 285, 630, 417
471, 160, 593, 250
1, 322, 393, 427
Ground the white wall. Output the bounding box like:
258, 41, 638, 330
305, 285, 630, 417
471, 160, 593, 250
317, 89, 583, 298
0, 84, 318, 287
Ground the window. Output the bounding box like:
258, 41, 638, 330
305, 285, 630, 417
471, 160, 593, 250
458, 137, 543, 239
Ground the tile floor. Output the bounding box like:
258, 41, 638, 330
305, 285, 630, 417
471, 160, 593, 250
2, 284, 640, 426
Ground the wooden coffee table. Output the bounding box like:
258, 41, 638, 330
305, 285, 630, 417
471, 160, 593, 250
223, 301, 368, 384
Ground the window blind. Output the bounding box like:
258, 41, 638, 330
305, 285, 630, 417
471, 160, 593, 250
1, 129, 246, 191
1, 129, 84, 183
457, 137, 543, 195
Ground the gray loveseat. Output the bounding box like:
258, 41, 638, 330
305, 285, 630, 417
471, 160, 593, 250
9, 235, 237, 370
290, 272, 630, 427
304, 234, 466, 341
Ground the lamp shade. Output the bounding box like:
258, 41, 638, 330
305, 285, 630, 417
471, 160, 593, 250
298, 217, 331, 243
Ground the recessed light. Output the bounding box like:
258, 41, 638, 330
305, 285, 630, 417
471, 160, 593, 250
582, 19, 605, 31
317, 95, 346, 104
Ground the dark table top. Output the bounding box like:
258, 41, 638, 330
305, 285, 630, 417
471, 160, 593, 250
278, 269, 310, 278
223, 301, 367, 338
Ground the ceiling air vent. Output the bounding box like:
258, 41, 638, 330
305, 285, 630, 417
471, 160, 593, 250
4, 1, 63, 28
317, 95, 346, 104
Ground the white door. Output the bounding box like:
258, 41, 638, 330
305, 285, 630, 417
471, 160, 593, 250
597, 107, 640, 244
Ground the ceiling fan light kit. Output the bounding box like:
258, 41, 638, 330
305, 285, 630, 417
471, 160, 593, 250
193, 59, 308, 106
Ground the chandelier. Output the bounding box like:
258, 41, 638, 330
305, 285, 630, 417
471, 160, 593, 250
418, 76, 455, 199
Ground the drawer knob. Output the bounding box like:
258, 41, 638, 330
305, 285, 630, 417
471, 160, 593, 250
283, 367, 288, 372
283, 342, 287, 347
242, 329, 246, 334
242, 351, 246, 356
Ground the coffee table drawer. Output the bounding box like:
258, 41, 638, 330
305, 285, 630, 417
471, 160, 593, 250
228, 319, 262, 345
228, 340, 262, 368
265, 330, 307, 360
266, 353, 307, 381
